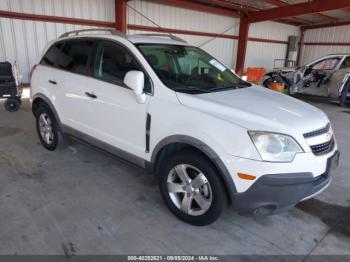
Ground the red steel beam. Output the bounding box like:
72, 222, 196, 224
304, 42, 350, 46
0, 10, 114, 27
0, 8, 289, 45
195, 0, 251, 11
235, 19, 250, 75
150, 0, 240, 17
194, 0, 310, 25
128, 24, 289, 44
128, 24, 237, 39
115, 0, 127, 33
302, 19, 350, 30
343, 8, 350, 13
247, 0, 350, 23
258, 0, 338, 21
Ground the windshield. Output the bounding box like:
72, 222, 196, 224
136, 44, 250, 94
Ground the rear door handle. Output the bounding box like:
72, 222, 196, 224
48, 80, 57, 85
85, 92, 97, 99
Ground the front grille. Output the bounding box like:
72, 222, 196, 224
303, 123, 330, 138
310, 136, 335, 156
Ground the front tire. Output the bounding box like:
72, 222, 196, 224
35, 105, 64, 151
159, 150, 225, 226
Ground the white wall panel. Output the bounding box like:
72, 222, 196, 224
304, 25, 350, 43
0, 17, 94, 83
0, 0, 115, 22
301, 45, 350, 65
245, 41, 288, 70
300, 25, 350, 65
0, 0, 114, 83
246, 21, 300, 70
249, 21, 299, 41
127, 0, 238, 69
0, 0, 301, 82
127, 0, 239, 35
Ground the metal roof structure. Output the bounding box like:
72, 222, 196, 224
160, 0, 350, 29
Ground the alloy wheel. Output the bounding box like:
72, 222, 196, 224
167, 164, 212, 216
38, 113, 54, 145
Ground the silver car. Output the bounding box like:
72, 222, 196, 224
263, 54, 350, 106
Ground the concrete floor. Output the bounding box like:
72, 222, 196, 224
0, 96, 349, 257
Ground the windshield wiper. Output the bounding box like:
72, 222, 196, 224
172, 86, 211, 94
207, 86, 235, 92
238, 81, 252, 87
207, 82, 252, 93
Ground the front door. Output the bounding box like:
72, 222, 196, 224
82, 40, 151, 158
297, 56, 342, 96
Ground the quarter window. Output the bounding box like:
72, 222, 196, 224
40, 43, 63, 67
312, 58, 340, 70
56, 40, 94, 74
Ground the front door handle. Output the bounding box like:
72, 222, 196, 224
48, 80, 57, 85
85, 92, 97, 99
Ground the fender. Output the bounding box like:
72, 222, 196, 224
32, 93, 62, 126
151, 135, 237, 201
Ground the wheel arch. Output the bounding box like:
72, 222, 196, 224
151, 135, 237, 202
32, 93, 61, 125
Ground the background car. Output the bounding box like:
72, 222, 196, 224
262, 54, 350, 106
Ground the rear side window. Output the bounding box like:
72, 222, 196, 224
312, 57, 340, 70
56, 40, 94, 74
40, 43, 63, 67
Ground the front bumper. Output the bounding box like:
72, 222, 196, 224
231, 150, 340, 216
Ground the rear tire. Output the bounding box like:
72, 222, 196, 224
4, 98, 21, 112
35, 105, 66, 151
158, 150, 225, 226
263, 77, 290, 94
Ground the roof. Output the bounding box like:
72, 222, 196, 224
57, 29, 191, 46
127, 34, 190, 45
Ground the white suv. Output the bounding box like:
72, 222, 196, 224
30, 29, 339, 226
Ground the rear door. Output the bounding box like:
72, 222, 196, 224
329, 56, 350, 98
51, 39, 97, 133
33, 42, 64, 100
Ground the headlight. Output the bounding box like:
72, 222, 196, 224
248, 131, 303, 162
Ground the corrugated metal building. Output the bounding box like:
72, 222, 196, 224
0, 0, 301, 83
1, 0, 349, 83
300, 24, 350, 65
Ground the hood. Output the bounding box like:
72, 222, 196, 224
176, 86, 329, 135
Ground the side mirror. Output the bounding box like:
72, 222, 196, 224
124, 71, 147, 103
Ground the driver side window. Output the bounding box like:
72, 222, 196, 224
94, 41, 140, 85
312, 58, 340, 70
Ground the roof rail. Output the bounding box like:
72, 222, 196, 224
59, 28, 126, 38
136, 33, 187, 43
